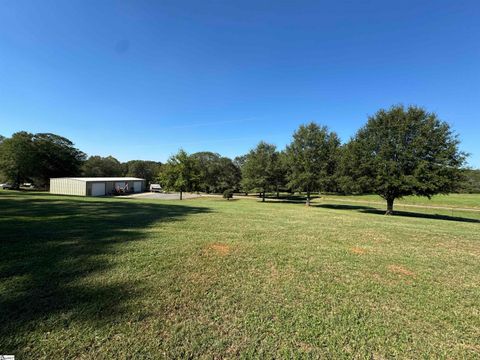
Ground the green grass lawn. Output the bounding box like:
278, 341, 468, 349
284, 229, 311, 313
1, 192, 479, 358
320, 193, 480, 210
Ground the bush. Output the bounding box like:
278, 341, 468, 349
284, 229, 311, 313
223, 189, 233, 200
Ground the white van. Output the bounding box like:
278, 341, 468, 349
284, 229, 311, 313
150, 184, 162, 193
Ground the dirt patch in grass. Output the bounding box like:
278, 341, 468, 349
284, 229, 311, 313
208, 243, 231, 256
270, 263, 279, 278
351, 247, 367, 255
388, 265, 415, 277
266, 262, 297, 285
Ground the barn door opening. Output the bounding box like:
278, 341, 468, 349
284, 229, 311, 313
91, 183, 106, 196
134, 181, 142, 193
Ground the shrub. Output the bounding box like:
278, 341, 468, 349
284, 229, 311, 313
223, 189, 233, 200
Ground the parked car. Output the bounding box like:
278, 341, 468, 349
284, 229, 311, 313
20, 183, 36, 190
150, 184, 162, 193
0, 183, 13, 189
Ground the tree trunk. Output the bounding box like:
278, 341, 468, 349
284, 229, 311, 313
262, 191, 265, 202
306, 191, 311, 206
180, 191, 183, 200
385, 197, 394, 215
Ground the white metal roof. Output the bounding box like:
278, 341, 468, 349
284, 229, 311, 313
51, 177, 145, 182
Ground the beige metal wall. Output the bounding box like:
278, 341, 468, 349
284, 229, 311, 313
51, 179, 145, 196
50, 178, 86, 196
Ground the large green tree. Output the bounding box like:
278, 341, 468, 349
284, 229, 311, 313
272, 150, 289, 198
191, 151, 241, 193
458, 169, 480, 193
216, 156, 241, 193
0, 132, 85, 188
341, 105, 466, 214
241, 142, 278, 202
82, 155, 124, 177
124, 160, 162, 185
234, 154, 248, 194
33, 133, 86, 187
286, 123, 340, 205
0, 132, 36, 187
158, 149, 199, 200
191, 151, 221, 193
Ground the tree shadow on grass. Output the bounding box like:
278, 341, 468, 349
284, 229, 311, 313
0, 193, 211, 353
261, 194, 321, 204
314, 203, 480, 223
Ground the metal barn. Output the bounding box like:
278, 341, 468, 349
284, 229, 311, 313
50, 177, 145, 196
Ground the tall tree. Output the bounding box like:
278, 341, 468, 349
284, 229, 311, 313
191, 151, 223, 193
0, 132, 36, 187
0, 132, 85, 188
82, 155, 124, 177
158, 149, 199, 200
272, 150, 289, 198
286, 123, 340, 206
33, 133, 86, 187
216, 156, 241, 192
458, 169, 480, 193
241, 142, 278, 202
233, 154, 247, 170
341, 105, 466, 214
234, 154, 249, 195
191, 152, 241, 193
124, 160, 162, 185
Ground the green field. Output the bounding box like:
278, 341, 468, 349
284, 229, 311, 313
320, 193, 480, 210
1, 192, 479, 358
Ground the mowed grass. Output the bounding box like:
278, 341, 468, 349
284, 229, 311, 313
320, 193, 480, 210
0, 192, 479, 358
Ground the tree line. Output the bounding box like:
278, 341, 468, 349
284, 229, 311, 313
154, 105, 469, 214
0, 133, 162, 188
0, 105, 474, 214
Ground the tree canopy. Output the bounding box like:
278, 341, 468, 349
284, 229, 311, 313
33, 133, 86, 187
82, 156, 124, 177
286, 123, 340, 205
340, 105, 466, 214
0, 132, 85, 188
158, 149, 198, 200
124, 160, 162, 185
0, 104, 470, 211
241, 142, 279, 202
458, 169, 480, 193
191, 152, 241, 193
0, 132, 36, 187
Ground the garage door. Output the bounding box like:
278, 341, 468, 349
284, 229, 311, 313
91, 182, 106, 196
134, 181, 142, 193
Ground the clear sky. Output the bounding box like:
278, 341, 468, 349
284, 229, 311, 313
1, 0, 479, 167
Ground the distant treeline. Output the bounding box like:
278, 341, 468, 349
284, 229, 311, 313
0, 105, 477, 213
459, 169, 480, 193
0, 133, 162, 188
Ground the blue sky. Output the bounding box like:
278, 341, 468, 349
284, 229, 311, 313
1, 0, 479, 167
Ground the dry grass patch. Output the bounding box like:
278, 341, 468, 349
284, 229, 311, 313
351, 247, 367, 255
388, 265, 415, 277
207, 243, 231, 256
